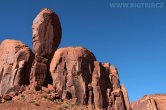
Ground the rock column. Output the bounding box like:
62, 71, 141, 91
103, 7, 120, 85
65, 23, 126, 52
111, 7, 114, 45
30, 8, 62, 89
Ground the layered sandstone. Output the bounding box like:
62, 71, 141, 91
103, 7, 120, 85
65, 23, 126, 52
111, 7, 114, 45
30, 8, 62, 87
131, 94, 166, 110
0, 39, 34, 96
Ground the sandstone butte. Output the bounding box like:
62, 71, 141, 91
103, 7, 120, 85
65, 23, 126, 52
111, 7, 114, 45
0, 8, 165, 110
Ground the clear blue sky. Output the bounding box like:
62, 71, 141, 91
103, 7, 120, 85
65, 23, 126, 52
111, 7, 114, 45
0, 0, 166, 102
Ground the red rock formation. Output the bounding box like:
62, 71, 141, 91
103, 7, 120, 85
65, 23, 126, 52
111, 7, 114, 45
121, 84, 131, 110
0, 39, 34, 96
0, 8, 132, 110
92, 61, 111, 109
94, 62, 129, 110
131, 94, 166, 110
50, 47, 96, 105
50, 47, 129, 110
30, 8, 62, 87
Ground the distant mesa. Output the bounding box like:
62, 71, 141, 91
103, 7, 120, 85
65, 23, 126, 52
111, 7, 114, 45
131, 94, 166, 110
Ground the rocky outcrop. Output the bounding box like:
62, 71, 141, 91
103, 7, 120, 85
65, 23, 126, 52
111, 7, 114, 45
0, 39, 34, 96
131, 94, 166, 110
30, 8, 62, 87
50, 47, 129, 110
92, 61, 111, 109
100, 63, 129, 110
121, 84, 131, 110
50, 47, 96, 105
0, 8, 132, 110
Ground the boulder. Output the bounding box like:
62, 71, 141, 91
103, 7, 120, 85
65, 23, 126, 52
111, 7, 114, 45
50, 47, 96, 105
32, 8, 62, 57
131, 94, 166, 110
0, 39, 34, 96
3, 95, 12, 101
30, 8, 62, 87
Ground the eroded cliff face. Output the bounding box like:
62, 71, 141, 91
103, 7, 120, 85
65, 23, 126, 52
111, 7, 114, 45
0, 39, 34, 96
50, 47, 130, 110
50, 47, 96, 105
131, 94, 166, 110
92, 62, 131, 110
30, 8, 62, 88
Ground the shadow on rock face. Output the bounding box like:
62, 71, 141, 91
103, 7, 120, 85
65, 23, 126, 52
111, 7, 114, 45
0, 39, 34, 96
